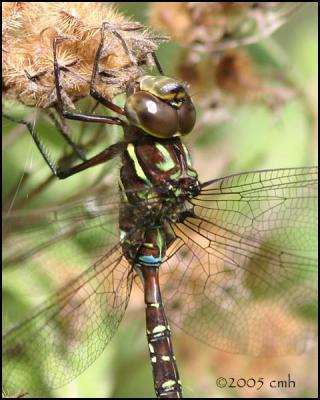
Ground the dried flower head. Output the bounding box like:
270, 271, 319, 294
215, 49, 261, 101
3, 2, 166, 108
177, 47, 296, 121
177, 48, 261, 101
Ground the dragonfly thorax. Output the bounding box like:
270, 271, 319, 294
124, 75, 196, 139
119, 135, 200, 258
120, 136, 200, 207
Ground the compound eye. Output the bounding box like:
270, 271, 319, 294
125, 92, 179, 138
177, 98, 196, 135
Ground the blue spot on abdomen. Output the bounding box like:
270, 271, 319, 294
136, 255, 162, 268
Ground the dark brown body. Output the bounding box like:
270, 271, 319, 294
142, 265, 182, 398
119, 129, 200, 397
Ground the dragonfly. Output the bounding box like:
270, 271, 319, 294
3, 32, 318, 398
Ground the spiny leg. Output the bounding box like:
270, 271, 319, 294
49, 28, 149, 179
3, 112, 73, 210
3, 108, 87, 167
4, 34, 127, 180
46, 109, 86, 160
89, 22, 143, 114
54, 24, 165, 122
54, 140, 127, 179
3, 112, 59, 175
5, 60, 87, 161
53, 37, 124, 125
3, 112, 125, 179
5, 25, 165, 179
55, 22, 145, 119
105, 23, 166, 75
90, 22, 165, 110
151, 52, 165, 75
12, 36, 128, 179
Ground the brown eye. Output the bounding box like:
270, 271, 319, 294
177, 98, 196, 135
124, 92, 179, 138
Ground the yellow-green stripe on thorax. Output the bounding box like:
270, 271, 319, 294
122, 139, 198, 195
182, 143, 197, 178
127, 143, 153, 186
154, 143, 176, 172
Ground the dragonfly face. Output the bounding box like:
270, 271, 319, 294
124, 75, 196, 138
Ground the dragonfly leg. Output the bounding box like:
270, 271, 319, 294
151, 52, 165, 75
90, 23, 165, 109
89, 21, 146, 114
3, 111, 86, 162
89, 24, 127, 115
101, 22, 166, 75
45, 109, 87, 160
54, 141, 127, 179
3, 112, 126, 179
53, 37, 125, 126
3, 112, 60, 175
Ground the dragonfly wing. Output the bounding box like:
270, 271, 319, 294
197, 166, 318, 252
3, 194, 123, 303
3, 192, 137, 396
161, 167, 318, 355
3, 192, 122, 259
3, 243, 133, 396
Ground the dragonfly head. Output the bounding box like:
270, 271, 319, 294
124, 75, 196, 139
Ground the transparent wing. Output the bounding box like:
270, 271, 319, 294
3, 243, 133, 396
196, 166, 317, 252
161, 167, 318, 355
3, 191, 136, 396
3, 193, 121, 268
3, 185, 161, 271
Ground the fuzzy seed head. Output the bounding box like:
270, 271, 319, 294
2, 2, 167, 108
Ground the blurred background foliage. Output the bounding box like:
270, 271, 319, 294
2, 2, 317, 398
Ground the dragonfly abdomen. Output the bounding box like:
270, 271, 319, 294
146, 301, 182, 398
127, 229, 182, 397
139, 265, 183, 398
134, 228, 165, 268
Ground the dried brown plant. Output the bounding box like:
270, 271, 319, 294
2, 2, 166, 108
150, 2, 302, 51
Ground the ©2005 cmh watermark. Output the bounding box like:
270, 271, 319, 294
216, 374, 296, 391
